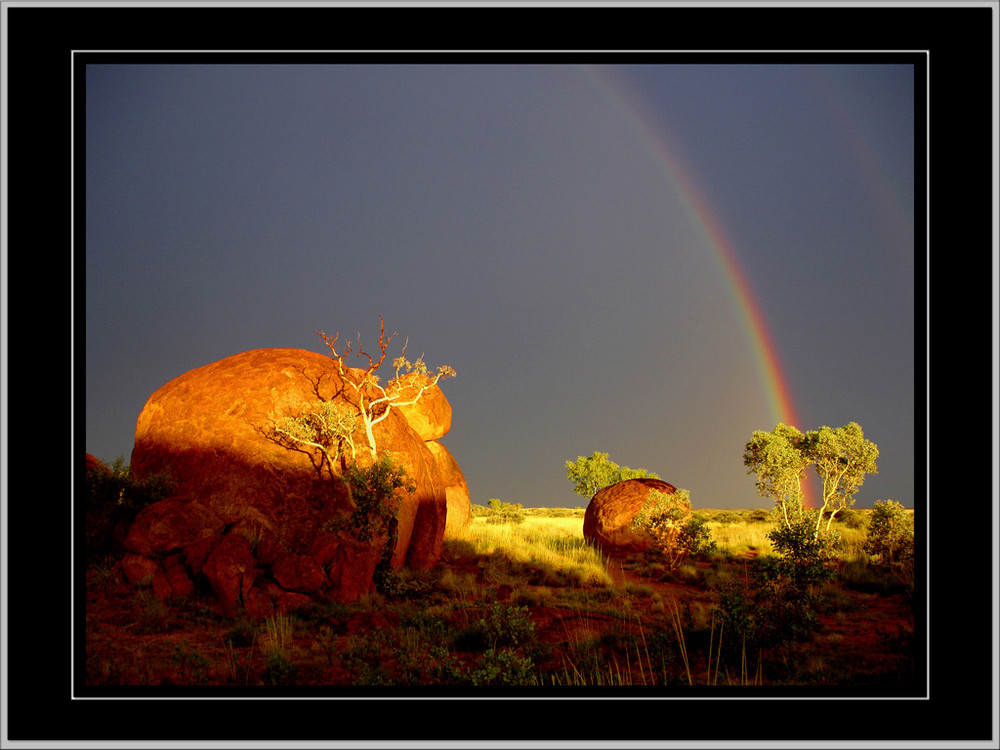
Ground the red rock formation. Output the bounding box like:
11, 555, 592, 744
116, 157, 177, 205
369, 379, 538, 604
202, 533, 255, 616
127, 347, 457, 606
583, 478, 679, 553
123, 497, 226, 558
393, 383, 452, 441
426, 440, 471, 536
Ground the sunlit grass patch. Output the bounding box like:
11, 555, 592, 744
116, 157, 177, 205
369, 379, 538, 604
446, 516, 613, 587
705, 520, 775, 557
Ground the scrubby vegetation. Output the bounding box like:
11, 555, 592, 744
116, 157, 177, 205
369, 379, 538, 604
85, 503, 916, 689
84, 456, 175, 563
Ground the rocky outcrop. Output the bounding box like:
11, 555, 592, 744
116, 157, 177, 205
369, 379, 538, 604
123, 497, 226, 558
583, 478, 679, 553
426, 441, 471, 536
122, 347, 466, 611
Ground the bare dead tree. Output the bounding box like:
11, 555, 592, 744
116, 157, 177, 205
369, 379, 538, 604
316, 315, 456, 459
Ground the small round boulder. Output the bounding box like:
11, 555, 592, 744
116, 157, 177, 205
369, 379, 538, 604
583, 478, 679, 553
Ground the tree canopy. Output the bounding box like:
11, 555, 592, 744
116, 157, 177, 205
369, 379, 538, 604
565, 451, 660, 500
744, 422, 878, 538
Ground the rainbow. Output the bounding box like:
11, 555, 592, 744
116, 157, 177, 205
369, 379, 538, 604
580, 65, 816, 507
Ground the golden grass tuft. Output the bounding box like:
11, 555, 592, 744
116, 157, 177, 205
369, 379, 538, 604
446, 516, 614, 587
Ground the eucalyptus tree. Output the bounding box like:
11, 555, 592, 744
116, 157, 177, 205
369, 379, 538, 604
743, 422, 878, 539
565, 451, 660, 500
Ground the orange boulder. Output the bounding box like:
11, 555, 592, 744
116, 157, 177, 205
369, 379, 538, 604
583, 478, 679, 553
127, 347, 454, 604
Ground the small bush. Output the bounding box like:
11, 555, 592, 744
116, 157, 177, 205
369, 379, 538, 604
631, 490, 716, 569
863, 500, 914, 570
475, 602, 536, 649
85, 457, 176, 562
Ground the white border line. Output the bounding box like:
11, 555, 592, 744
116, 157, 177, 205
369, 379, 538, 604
66, 48, 932, 703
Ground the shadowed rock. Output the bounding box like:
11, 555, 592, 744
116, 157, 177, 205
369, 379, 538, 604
583, 477, 679, 553
126, 347, 457, 605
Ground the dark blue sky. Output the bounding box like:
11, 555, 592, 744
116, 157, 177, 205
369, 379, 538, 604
85, 62, 916, 510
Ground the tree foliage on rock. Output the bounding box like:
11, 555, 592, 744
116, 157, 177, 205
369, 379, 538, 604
565, 451, 660, 500
316, 315, 455, 459
629, 489, 716, 569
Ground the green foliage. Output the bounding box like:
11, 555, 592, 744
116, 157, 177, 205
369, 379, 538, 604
483, 498, 526, 525
743, 423, 809, 528
267, 400, 360, 472
630, 489, 716, 569
716, 514, 836, 658
766, 514, 838, 590
341, 453, 414, 544
337, 454, 416, 594
474, 602, 536, 650
804, 422, 879, 531
85, 457, 176, 562
744, 422, 879, 539
565, 451, 660, 499
863, 499, 914, 570
471, 647, 538, 686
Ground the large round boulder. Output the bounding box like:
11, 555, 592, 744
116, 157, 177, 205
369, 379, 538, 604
583, 478, 679, 553
129, 347, 452, 603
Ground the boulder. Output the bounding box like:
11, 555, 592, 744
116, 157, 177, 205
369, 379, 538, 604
162, 554, 195, 600
583, 478, 679, 553
124, 497, 226, 558
121, 552, 159, 586
86, 453, 109, 476
272, 552, 328, 594
128, 347, 455, 604
426, 441, 471, 536
323, 531, 383, 603
202, 533, 255, 616
393, 382, 452, 441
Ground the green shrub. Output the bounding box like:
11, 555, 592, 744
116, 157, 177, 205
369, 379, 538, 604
85, 457, 176, 562
323, 453, 415, 594
716, 514, 836, 659
471, 647, 538, 686
863, 500, 914, 571
475, 602, 535, 649
766, 515, 838, 590
631, 490, 716, 569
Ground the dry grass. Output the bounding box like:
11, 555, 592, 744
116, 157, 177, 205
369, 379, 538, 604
446, 516, 614, 587
704, 519, 775, 557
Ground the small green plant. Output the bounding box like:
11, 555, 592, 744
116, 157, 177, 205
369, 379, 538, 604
475, 602, 536, 650
260, 612, 298, 685
714, 514, 836, 668
169, 639, 210, 684
324, 453, 416, 593
471, 647, 538, 686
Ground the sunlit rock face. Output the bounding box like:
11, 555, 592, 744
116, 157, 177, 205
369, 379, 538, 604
394, 382, 452, 441
426, 440, 471, 537
583, 478, 679, 553
127, 347, 460, 606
